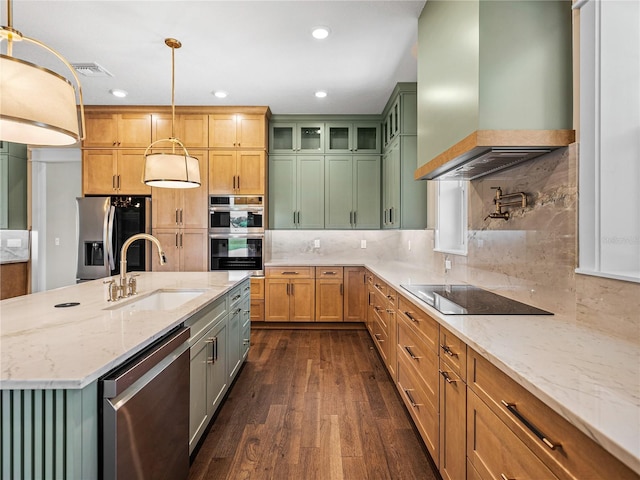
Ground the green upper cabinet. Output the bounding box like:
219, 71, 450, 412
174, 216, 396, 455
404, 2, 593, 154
325, 122, 380, 154
0, 142, 28, 230
269, 122, 324, 154
325, 155, 380, 229
380, 84, 428, 230
269, 155, 324, 229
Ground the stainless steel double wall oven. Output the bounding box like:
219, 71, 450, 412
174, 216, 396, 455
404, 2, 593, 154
209, 195, 264, 275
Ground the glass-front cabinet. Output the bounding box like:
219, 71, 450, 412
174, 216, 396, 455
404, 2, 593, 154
325, 122, 380, 154
269, 123, 324, 153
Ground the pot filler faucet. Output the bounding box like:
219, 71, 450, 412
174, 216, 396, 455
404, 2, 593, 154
109, 233, 166, 300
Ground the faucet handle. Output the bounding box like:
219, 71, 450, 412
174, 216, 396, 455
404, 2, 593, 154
128, 274, 139, 296
103, 279, 119, 302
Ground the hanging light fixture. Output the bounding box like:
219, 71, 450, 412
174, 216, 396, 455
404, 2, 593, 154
143, 38, 200, 189
0, 0, 84, 146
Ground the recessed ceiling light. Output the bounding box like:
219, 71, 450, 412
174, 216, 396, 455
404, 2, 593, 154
213, 91, 228, 99
109, 89, 128, 98
312, 27, 330, 40
315, 91, 327, 98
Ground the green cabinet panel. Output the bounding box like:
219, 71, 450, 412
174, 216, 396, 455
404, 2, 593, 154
269, 122, 324, 153
0, 142, 28, 230
325, 122, 380, 154
227, 307, 241, 380
269, 155, 324, 229
325, 155, 380, 229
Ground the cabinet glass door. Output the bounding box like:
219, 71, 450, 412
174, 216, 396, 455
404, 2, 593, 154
354, 124, 380, 153
326, 124, 351, 153
270, 123, 295, 152
297, 124, 324, 152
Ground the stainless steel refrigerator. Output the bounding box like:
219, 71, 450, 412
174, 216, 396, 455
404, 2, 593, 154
76, 196, 151, 282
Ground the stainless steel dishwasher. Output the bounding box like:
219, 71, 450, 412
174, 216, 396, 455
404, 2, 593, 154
101, 326, 190, 480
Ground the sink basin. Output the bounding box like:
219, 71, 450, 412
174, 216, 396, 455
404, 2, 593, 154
106, 289, 206, 312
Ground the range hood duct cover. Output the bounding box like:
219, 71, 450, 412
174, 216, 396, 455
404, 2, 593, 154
424, 147, 551, 181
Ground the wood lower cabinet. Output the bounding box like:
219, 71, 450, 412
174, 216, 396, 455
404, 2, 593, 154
344, 266, 366, 321
265, 267, 315, 322
468, 389, 558, 480
439, 328, 467, 480
250, 277, 265, 322
152, 151, 208, 229
315, 267, 344, 321
151, 229, 208, 271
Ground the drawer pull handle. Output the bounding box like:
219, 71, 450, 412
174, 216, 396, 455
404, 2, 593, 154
440, 344, 458, 358
404, 346, 420, 360
404, 311, 418, 322
374, 306, 382, 312
501, 400, 560, 450
439, 370, 458, 384
386, 309, 394, 314
500, 475, 515, 480
374, 283, 384, 290
232, 294, 241, 301
281, 271, 299, 275
322, 271, 337, 275
403, 389, 421, 408
374, 333, 384, 342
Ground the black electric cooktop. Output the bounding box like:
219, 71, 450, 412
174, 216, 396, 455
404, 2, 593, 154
400, 284, 553, 315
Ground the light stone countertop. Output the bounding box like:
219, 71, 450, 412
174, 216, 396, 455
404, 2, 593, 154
266, 258, 640, 475
0, 271, 251, 390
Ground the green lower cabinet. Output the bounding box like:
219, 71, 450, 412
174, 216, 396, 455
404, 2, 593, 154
325, 155, 380, 229
227, 306, 242, 381
269, 155, 325, 229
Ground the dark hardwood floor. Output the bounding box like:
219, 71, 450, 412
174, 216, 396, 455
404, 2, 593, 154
189, 328, 440, 480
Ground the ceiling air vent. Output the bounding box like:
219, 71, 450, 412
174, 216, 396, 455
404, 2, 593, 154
71, 62, 113, 77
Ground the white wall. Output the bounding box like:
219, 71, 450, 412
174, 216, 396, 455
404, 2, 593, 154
31, 148, 81, 292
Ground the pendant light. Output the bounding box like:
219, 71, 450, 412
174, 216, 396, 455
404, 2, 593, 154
143, 38, 200, 189
0, 0, 84, 146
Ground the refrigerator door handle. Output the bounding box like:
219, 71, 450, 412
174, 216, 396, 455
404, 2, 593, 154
106, 205, 116, 272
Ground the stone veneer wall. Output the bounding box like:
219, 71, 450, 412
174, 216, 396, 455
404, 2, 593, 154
267, 143, 639, 342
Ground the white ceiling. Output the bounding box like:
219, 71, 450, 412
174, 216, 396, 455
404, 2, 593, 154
9, 1, 426, 115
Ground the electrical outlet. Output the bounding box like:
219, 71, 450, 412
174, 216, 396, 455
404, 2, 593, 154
360, 239, 367, 249
445, 259, 452, 271
408, 240, 411, 251
55, 238, 60, 246
314, 239, 320, 248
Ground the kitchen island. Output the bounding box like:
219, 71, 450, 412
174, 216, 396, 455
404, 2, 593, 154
0, 271, 251, 479
266, 258, 640, 478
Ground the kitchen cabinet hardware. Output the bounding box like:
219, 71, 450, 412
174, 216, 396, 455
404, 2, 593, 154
374, 333, 383, 342
404, 311, 418, 323
281, 271, 299, 275
232, 294, 241, 302
322, 271, 337, 275
386, 308, 394, 313
440, 344, 458, 357
340, 283, 343, 295
439, 370, 458, 384
286, 284, 290, 295
404, 345, 419, 360
500, 474, 515, 480
403, 388, 420, 408
501, 400, 560, 450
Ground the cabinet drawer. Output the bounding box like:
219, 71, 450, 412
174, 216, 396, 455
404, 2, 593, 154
468, 389, 558, 480
468, 349, 638, 480
316, 267, 343, 279
186, 296, 227, 343
228, 284, 244, 308
385, 287, 398, 308
397, 294, 439, 352
397, 352, 439, 463
397, 316, 439, 408
371, 290, 389, 330
439, 326, 466, 381
371, 276, 388, 296
265, 266, 315, 278
371, 314, 389, 362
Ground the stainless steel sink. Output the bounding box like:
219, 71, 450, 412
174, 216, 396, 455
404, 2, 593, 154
105, 289, 206, 312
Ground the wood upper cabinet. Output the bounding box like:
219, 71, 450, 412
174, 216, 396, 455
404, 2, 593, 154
209, 151, 265, 195
209, 114, 266, 149
315, 268, 344, 322
82, 149, 151, 195
151, 228, 208, 272
83, 113, 151, 148
265, 267, 315, 321
152, 114, 209, 148
152, 151, 208, 229
344, 266, 366, 321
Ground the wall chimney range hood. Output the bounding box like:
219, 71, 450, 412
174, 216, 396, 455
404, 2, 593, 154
414, 1, 575, 182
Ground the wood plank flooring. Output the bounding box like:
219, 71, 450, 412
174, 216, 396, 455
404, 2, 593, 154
189, 329, 440, 480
